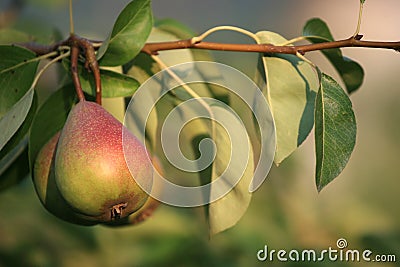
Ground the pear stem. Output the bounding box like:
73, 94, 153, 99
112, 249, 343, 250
69, 0, 74, 35
69, 34, 102, 104
80, 38, 102, 105
70, 43, 86, 102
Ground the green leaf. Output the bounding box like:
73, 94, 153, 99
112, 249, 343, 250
29, 84, 77, 169
81, 69, 140, 98
303, 18, 364, 94
360, 0, 366, 4
0, 45, 38, 151
0, 91, 37, 163
208, 105, 254, 235
0, 89, 34, 152
0, 46, 38, 116
98, 0, 153, 66
255, 31, 320, 165
0, 94, 35, 190
315, 74, 357, 191
62, 60, 140, 98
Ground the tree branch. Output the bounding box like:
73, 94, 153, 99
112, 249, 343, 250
16, 34, 400, 103
141, 36, 400, 56
18, 35, 400, 58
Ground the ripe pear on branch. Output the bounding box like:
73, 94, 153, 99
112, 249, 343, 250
54, 100, 153, 222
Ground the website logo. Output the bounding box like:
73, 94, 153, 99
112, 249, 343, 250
257, 238, 396, 263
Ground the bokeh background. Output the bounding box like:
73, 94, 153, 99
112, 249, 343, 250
0, 0, 399, 266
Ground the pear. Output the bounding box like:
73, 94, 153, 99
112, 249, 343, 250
55, 101, 153, 222
103, 156, 164, 227
33, 132, 96, 225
